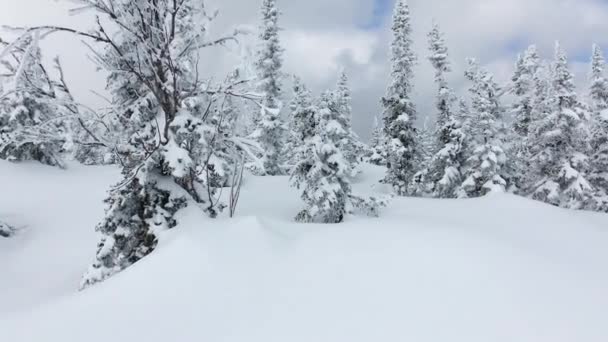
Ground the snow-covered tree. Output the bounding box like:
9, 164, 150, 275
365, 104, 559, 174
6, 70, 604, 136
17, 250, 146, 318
13, 0, 259, 288
0, 34, 66, 167
588, 44, 608, 209
382, 0, 420, 196
291, 92, 385, 223
589, 44, 608, 113
422, 22, 466, 198
509, 45, 540, 191
253, 0, 286, 176
458, 59, 508, 198
527, 42, 594, 209
285, 76, 317, 170
367, 114, 387, 166
291, 91, 350, 223
334, 71, 364, 172
512, 46, 540, 137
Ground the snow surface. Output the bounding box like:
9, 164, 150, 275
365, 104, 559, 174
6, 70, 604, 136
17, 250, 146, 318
1, 160, 607, 341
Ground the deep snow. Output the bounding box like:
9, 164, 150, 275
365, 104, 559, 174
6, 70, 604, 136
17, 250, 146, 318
0, 160, 607, 342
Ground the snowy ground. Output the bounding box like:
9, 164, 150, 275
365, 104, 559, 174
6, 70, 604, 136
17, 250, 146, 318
0, 160, 607, 342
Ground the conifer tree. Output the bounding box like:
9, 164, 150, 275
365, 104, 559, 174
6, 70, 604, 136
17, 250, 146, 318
285, 76, 317, 169
253, 0, 286, 176
589, 44, 608, 113
368, 114, 387, 166
527, 42, 594, 209
459, 59, 508, 197
382, 0, 420, 195
291, 92, 385, 223
510, 45, 540, 191
422, 22, 466, 198
512, 46, 540, 137
0, 34, 66, 167
334, 71, 365, 173
291, 91, 351, 223
587, 44, 608, 208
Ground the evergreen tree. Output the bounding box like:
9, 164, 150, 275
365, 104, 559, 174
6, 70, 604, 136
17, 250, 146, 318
291, 91, 351, 223
285, 76, 317, 170
510, 45, 540, 191
291, 92, 385, 223
253, 0, 286, 176
80, 179, 187, 288
589, 44, 608, 113
334, 71, 365, 172
588, 44, 608, 209
422, 22, 466, 198
0, 34, 66, 167
367, 114, 387, 166
512, 46, 540, 137
382, 0, 420, 195
459, 59, 508, 197
527, 42, 594, 209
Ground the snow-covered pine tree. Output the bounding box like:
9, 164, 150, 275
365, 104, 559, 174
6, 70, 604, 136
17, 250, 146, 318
367, 114, 387, 165
422, 22, 466, 198
291, 91, 350, 223
22, 0, 257, 288
458, 59, 508, 198
587, 44, 608, 209
456, 97, 472, 137
512, 46, 540, 137
334, 71, 364, 172
527, 42, 594, 209
382, 0, 420, 196
510, 45, 540, 192
0, 34, 66, 167
285, 76, 317, 170
291, 91, 385, 223
589, 44, 608, 113
253, 0, 286, 176
409, 117, 435, 197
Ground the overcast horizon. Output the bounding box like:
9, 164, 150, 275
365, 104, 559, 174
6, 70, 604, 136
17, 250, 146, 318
3, 0, 608, 140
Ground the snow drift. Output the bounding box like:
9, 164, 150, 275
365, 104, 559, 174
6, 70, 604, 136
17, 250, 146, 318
0, 161, 607, 342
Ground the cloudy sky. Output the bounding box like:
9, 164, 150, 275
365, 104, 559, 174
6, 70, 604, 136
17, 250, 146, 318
2, 0, 608, 139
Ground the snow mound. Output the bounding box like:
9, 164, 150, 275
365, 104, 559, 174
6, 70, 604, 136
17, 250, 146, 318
0, 162, 607, 342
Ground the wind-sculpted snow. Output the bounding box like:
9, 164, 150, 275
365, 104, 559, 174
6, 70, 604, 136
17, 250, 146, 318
0, 161, 607, 341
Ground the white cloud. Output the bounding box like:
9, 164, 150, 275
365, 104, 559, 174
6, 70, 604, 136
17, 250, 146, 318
283, 30, 378, 83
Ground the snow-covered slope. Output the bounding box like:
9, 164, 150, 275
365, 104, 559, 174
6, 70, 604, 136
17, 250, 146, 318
0, 161, 607, 342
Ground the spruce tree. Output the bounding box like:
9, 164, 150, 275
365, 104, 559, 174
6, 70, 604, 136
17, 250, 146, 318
382, 0, 420, 196
253, 0, 286, 176
528, 42, 594, 209
512, 46, 540, 137
423, 22, 466, 198
334, 71, 365, 174
286, 76, 317, 169
291, 91, 351, 223
459, 59, 508, 197
588, 44, 608, 208
368, 114, 387, 166
589, 44, 608, 113
0, 34, 66, 167
291, 92, 385, 223
510, 45, 540, 191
